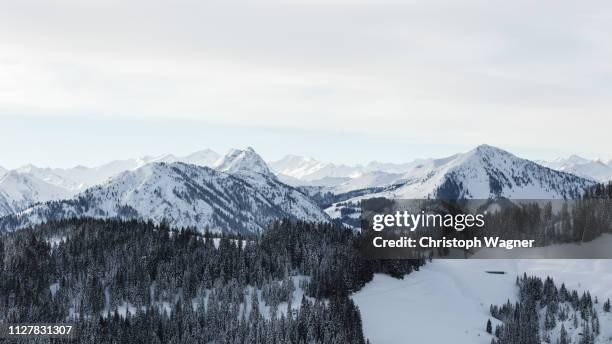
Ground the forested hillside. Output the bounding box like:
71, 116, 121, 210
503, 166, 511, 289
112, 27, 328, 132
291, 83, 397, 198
0, 218, 424, 343
490, 274, 610, 344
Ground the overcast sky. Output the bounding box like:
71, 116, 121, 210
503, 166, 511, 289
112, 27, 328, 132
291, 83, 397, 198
1, 0, 611, 168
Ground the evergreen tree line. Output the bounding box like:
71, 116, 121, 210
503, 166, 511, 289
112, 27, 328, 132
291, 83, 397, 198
479, 196, 612, 246
0, 218, 425, 343
582, 182, 612, 200
488, 274, 608, 344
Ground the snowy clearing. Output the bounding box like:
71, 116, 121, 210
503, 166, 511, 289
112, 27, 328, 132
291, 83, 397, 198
353, 259, 612, 344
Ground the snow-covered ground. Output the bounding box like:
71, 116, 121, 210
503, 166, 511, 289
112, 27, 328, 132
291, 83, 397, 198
94, 275, 311, 320
353, 259, 612, 344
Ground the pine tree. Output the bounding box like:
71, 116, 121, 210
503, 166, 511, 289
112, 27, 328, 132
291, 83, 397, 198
486, 319, 492, 334
573, 312, 579, 328
559, 324, 569, 344
544, 307, 556, 330
592, 311, 600, 335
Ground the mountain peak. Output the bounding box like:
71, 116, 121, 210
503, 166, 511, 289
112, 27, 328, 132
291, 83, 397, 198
215, 147, 273, 178
567, 155, 590, 164
473, 144, 509, 155
182, 149, 220, 167
0, 170, 72, 216
1, 160, 328, 233
464, 145, 516, 164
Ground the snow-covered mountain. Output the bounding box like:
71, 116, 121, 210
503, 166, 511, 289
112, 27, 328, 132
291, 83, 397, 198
271, 150, 611, 196
269, 155, 428, 190
538, 155, 612, 182
269, 155, 364, 182
15, 149, 223, 193
271, 155, 432, 181
0, 150, 223, 216
0, 144, 603, 230
215, 147, 274, 179
330, 145, 594, 206
332, 171, 405, 194
364, 160, 429, 174
271, 155, 433, 180
182, 149, 221, 167
0, 171, 73, 217
0, 156, 328, 233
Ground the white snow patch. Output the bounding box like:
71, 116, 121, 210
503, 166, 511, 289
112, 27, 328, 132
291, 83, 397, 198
353, 259, 612, 344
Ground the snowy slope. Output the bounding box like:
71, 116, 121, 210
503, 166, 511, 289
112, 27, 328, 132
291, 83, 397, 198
365, 160, 430, 174
276, 174, 352, 188
0, 171, 72, 216
269, 155, 365, 181
269, 155, 429, 184
286, 171, 405, 194
271, 157, 415, 191
14, 149, 222, 192
1, 145, 600, 227
351, 145, 594, 201
332, 171, 404, 194
0, 194, 10, 218
16, 164, 88, 191
538, 155, 612, 182
215, 147, 275, 179
1, 161, 328, 233
353, 259, 612, 344
17, 160, 148, 191
0, 166, 6, 178
273, 147, 598, 199
182, 149, 220, 167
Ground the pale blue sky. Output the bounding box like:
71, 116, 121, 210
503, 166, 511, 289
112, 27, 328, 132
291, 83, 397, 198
1, 115, 460, 168
0, 115, 595, 169
1, 0, 611, 168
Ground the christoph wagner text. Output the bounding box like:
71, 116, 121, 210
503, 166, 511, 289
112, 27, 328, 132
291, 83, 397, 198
372, 236, 535, 250
372, 211, 485, 232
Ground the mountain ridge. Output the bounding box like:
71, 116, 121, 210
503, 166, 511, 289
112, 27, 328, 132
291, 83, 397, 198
0, 145, 603, 232
0, 159, 328, 233
376, 144, 594, 199
537, 155, 612, 182
0, 171, 73, 217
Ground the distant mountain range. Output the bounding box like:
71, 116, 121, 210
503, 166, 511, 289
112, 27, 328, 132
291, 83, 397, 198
268, 155, 425, 185
0, 145, 606, 232
0, 149, 326, 233
11, 149, 221, 192
0, 170, 72, 217
537, 155, 612, 182
271, 152, 612, 191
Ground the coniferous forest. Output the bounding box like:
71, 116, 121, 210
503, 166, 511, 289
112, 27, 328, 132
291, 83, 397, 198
489, 274, 609, 344
0, 185, 610, 343
0, 218, 424, 343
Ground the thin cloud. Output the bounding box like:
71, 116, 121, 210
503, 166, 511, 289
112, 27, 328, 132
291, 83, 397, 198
0, 0, 611, 163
